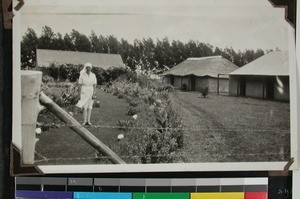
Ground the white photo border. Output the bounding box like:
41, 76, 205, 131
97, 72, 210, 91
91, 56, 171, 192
12, 0, 299, 174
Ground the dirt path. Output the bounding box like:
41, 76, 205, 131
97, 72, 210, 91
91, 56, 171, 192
170, 91, 290, 163
35, 88, 132, 165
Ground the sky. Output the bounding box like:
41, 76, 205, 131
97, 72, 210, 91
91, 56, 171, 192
18, 0, 291, 52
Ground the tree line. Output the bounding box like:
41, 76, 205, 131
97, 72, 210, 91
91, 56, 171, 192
22, 26, 270, 72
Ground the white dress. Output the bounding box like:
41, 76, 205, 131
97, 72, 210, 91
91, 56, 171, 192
76, 72, 97, 109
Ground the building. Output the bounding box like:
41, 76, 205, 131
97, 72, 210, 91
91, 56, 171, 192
229, 51, 289, 101
162, 56, 239, 93
36, 49, 125, 69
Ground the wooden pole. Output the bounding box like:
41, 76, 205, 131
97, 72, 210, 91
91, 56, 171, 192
39, 92, 126, 164
21, 71, 43, 164
217, 74, 220, 95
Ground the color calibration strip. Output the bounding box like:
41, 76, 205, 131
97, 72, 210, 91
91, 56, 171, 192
15, 177, 268, 199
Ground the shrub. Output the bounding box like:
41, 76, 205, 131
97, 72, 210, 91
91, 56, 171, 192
109, 74, 184, 163
42, 75, 55, 83
156, 84, 175, 92
42, 82, 79, 107
92, 67, 106, 85
37, 63, 81, 82
120, 109, 181, 164
127, 97, 140, 107
127, 106, 139, 116
201, 86, 209, 97
118, 93, 124, 99
94, 100, 101, 108
182, 83, 187, 91
116, 119, 134, 131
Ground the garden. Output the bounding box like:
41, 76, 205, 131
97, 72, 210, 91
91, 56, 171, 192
32, 63, 290, 165
34, 64, 184, 164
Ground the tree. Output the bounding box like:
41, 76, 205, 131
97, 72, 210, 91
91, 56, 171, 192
254, 49, 265, 60
98, 35, 109, 53
141, 38, 156, 70
119, 38, 135, 70
107, 35, 120, 54
89, 31, 101, 53
38, 26, 56, 49
243, 49, 255, 64
21, 28, 39, 68
185, 40, 198, 57
70, 29, 91, 52
52, 32, 65, 50
154, 37, 175, 71
63, 33, 76, 51
171, 40, 187, 66
198, 42, 214, 57
214, 47, 222, 56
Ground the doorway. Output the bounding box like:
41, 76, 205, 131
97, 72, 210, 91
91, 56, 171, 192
265, 76, 274, 99
170, 76, 174, 86
239, 76, 246, 96
191, 76, 196, 91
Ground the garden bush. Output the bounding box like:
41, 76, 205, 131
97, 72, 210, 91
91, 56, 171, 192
37, 63, 82, 82
201, 86, 209, 97
127, 106, 139, 116
110, 77, 184, 163
116, 119, 135, 131
38, 81, 80, 133
42, 75, 55, 83
41, 82, 79, 107
38, 63, 130, 85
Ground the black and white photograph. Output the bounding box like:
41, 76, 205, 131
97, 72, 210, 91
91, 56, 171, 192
13, 0, 297, 173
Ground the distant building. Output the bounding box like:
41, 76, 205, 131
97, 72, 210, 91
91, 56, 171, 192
36, 49, 125, 69
162, 56, 239, 92
229, 51, 289, 101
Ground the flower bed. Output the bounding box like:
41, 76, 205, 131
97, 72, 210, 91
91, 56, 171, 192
111, 75, 184, 163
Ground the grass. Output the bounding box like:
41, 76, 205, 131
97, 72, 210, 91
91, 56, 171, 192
35, 87, 132, 165
170, 91, 290, 162
35, 89, 290, 165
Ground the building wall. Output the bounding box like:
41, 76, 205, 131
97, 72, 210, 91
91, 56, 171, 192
229, 75, 289, 101
173, 76, 182, 89
245, 76, 265, 98
181, 76, 190, 90
166, 75, 230, 93
207, 78, 229, 93
229, 76, 239, 96
195, 77, 209, 91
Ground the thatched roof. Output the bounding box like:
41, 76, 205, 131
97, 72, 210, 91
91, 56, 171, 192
162, 56, 239, 78
36, 49, 125, 69
230, 51, 289, 76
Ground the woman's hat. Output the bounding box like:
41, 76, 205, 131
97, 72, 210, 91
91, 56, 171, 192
84, 63, 92, 68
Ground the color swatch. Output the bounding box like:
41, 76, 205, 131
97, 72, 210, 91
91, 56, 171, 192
15, 177, 268, 199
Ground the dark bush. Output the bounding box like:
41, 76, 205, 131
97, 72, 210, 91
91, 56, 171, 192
37, 63, 82, 82
201, 86, 209, 97
42, 75, 55, 83
103, 67, 129, 82
127, 106, 138, 116
182, 83, 187, 91
41, 82, 79, 107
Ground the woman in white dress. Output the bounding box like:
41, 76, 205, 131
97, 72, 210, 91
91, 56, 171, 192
76, 63, 97, 125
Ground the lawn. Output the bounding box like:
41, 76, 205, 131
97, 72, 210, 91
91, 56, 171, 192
170, 91, 290, 162
35, 89, 290, 165
35, 87, 132, 165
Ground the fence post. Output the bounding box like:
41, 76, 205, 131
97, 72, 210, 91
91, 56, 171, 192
21, 70, 42, 164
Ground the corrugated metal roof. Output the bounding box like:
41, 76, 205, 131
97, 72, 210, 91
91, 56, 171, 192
230, 51, 289, 76
36, 49, 125, 69
162, 56, 239, 78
